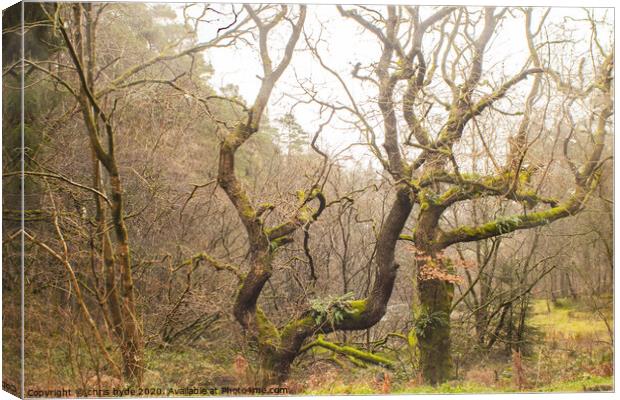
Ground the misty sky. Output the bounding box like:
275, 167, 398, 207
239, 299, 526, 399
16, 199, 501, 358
172, 4, 613, 168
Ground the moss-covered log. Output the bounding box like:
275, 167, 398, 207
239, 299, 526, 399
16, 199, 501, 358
302, 335, 395, 368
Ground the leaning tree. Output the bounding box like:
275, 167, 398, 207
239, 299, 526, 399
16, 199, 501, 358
177, 4, 423, 384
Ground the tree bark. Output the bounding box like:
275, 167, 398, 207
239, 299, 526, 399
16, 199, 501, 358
415, 268, 454, 385
57, 5, 145, 384
231, 185, 414, 385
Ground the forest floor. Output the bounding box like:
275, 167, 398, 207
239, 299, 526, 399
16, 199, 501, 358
19, 297, 613, 395
298, 297, 613, 394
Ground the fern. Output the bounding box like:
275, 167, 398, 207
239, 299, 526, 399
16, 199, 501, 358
414, 311, 449, 338
310, 292, 355, 325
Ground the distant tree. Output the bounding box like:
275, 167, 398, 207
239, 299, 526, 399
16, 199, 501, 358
277, 112, 310, 155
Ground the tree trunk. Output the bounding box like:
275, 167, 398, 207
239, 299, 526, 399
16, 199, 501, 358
253, 311, 311, 386
474, 306, 488, 345
122, 338, 144, 385
258, 347, 294, 386
415, 276, 454, 385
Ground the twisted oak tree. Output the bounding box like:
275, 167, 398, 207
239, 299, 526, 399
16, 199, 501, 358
200, 4, 419, 383
183, 5, 611, 385
313, 6, 613, 383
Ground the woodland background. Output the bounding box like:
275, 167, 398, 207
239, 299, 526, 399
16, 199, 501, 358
1, 2, 614, 394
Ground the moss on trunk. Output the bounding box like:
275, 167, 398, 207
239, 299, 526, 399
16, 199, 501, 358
415, 277, 454, 385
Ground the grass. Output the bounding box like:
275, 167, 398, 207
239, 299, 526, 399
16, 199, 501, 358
143, 343, 238, 387
395, 382, 509, 394
529, 298, 611, 340
304, 384, 378, 395
302, 375, 614, 395
302, 297, 613, 395
537, 375, 613, 392
20, 297, 613, 394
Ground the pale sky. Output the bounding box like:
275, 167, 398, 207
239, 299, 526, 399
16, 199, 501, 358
173, 4, 613, 168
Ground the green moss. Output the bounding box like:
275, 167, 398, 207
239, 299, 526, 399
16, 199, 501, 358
451, 225, 482, 237
258, 202, 274, 211
234, 189, 256, 220
399, 233, 414, 241
313, 335, 394, 368
256, 307, 280, 346
437, 187, 460, 204
280, 315, 315, 339
402, 162, 413, 177
264, 222, 287, 237
460, 172, 481, 180
297, 207, 312, 223
282, 299, 367, 344
407, 328, 418, 348
346, 299, 367, 321
309, 187, 321, 198
296, 189, 306, 202
268, 236, 290, 252
519, 169, 532, 184
448, 203, 570, 241
418, 189, 437, 211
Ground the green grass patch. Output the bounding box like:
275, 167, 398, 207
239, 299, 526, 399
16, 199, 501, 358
537, 375, 613, 392
395, 382, 510, 394
144, 345, 231, 387
303, 376, 614, 395
529, 298, 610, 339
